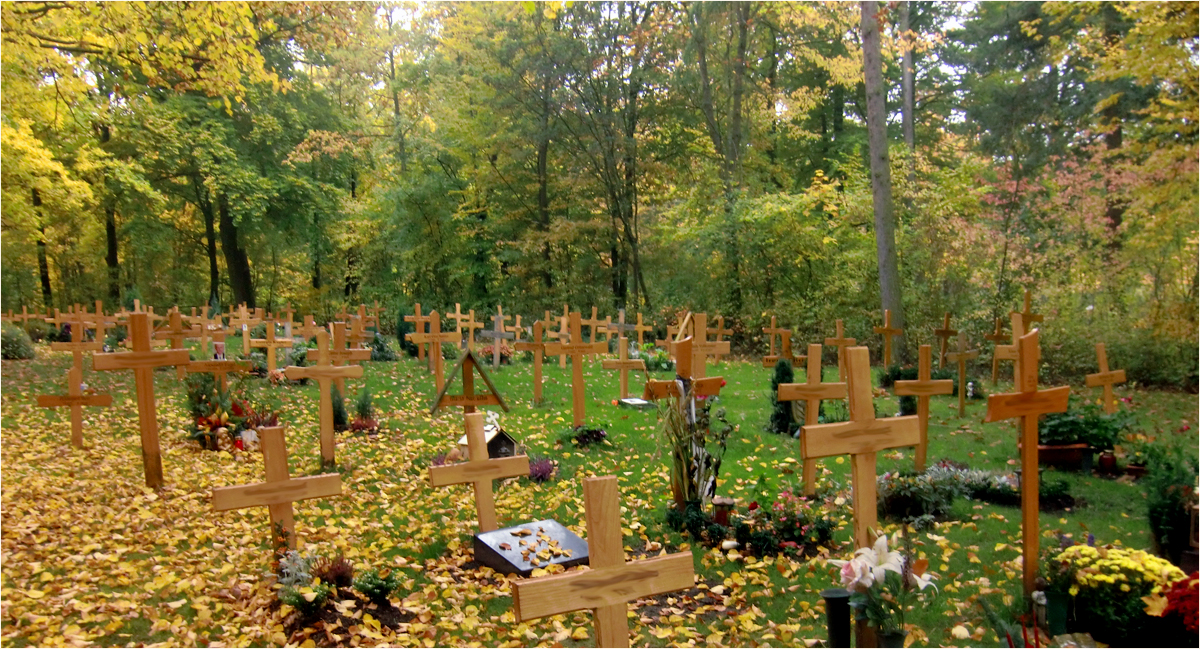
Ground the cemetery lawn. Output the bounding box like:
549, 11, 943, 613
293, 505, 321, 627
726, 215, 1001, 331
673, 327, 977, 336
3, 346, 1196, 647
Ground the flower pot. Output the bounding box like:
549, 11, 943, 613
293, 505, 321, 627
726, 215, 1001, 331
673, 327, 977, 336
878, 629, 909, 648
1125, 463, 1148, 478
1019, 443, 1091, 470
1045, 591, 1070, 636
1098, 450, 1117, 474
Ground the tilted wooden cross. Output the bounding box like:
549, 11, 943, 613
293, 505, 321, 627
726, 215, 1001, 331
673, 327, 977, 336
801, 346, 920, 548
479, 312, 515, 369
430, 349, 509, 416
324, 322, 372, 394
249, 323, 294, 374
934, 313, 957, 369
514, 321, 550, 406
37, 365, 112, 448
894, 345, 954, 472
993, 313, 1025, 386
404, 303, 431, 366
429, 412, 528, 532
984, 317, 1009, 385
945, 332, 979, 417
545, 312, 608, 427
762, 328, 804, 368
407, 312, 460, 393
670, 313, 729, 380
153, 311, 199, 379
984, 329, 1069, 595
226, 305, 261, 356
1086, 343, 1126, 414
873, 309, 903, 368
93, 312, 191, 488
602, 335, 647, 399
1011, 289, 1044, 332
706, 315, 733, 364
824, 319, 857, 381
512, 476, 695, 648
212, 424, 342, 555
50, 311, 102, 373
285, 329, 365, 466
778, 343, 847, 495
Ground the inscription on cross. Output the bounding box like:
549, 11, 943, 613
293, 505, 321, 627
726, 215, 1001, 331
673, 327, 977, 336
545, 312, 607, 427
37, 365, 112, 448
1086, 343, 1126, 414
873, 309, 903, 368
945, 332, 980, 417
284, 329, 365, 467
933, 313, 957, 369
894, 345, 954, 472
777, 343, 847, 495
249, 323, 294, 374
429, 412, 529, 532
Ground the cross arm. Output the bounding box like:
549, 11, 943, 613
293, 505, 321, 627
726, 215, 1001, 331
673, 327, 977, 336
894, 379, 954, 397
93, 349, 191, 371
37, 394, 113, 407
801, 416, 920, 459
778, 382, 847, 402
513, 552, 694, 621
984, 385, 1069, 422
1085, 370, 1126, 387
429, 455, 531, 487
284, 365, 364, 380
212, 474, 342, 511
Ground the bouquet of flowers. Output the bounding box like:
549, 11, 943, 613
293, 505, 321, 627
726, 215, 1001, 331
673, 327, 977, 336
830, 531, 937, 635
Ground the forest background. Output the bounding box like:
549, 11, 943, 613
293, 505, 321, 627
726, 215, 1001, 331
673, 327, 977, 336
2, 1, 1196, 388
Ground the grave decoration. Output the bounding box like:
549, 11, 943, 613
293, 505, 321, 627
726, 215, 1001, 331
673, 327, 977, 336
284, 329, 364, 467
1011, 288, 1044, 332
984, 316, 1009, 385
544, 311, 607, 428
1086, 343, 1127, 414
933, 312, 957, 368
800, 346, 919, 548
479, 313, 515, 369
429, 412, 529, 533
777, 343, 847, 495
429, 348, 509, 416
512, 476, 695, 648
894, 345, 954, 473
706, 315, 733, 364
824, 319, 856, 381
984, 328, 1069, 595
602, 334, 647, 401
37, 365, 112, 448
456, 423, 520, 460
873, 309, 903, 368
407, 311, 459, 393
404, 303, 430, 365
945, 332, 980, 417
514, 320, 550, 406
248, 322, 294, 375
93, 312, 191, 488
212, 424, 342, 556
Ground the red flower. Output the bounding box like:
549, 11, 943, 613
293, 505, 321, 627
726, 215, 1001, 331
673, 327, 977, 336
748, 501, 759, 511
721, 379, 727, 387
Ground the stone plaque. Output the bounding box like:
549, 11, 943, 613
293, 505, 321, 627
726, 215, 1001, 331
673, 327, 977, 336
473, 519, 589, 577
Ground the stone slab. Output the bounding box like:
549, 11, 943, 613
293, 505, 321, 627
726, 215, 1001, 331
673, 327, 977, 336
473, 519, 589, 577
618, 398, 656, 411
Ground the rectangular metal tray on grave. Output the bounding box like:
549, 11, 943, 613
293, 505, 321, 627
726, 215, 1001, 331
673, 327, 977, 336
474, 519, 589, 577
618, 397, 656, 411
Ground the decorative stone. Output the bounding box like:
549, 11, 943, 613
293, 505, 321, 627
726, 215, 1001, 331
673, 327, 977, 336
473, 519, 589, 577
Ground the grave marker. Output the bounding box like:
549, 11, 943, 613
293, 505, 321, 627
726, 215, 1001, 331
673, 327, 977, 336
187, 359, 249, 392
984, 317, 1009, 385
404, 303, 430, 364
249, 323, 294, 374
777, 343, 847, 495
582, 307, 610, 359
824, 319, 856, 381
1086, 343, 1126, 414
50, 311, 102, 373
297, 315, 323, 341
933, 313, 957, 369
284, 329, 365, 466
37, 365, 112, 448
505, 313, 525, 344
479, 313, 515, 369
644, 337, 725, 405
669, 313, 729, 379
945, 332, 980, 417
993, 313, 1025, 386
762, 316, 785, 362
512, 476, 695, 648
873, 309, 903, 368
514, 321, 550, 405
226, 305, 261, 356
429, 412, 529, 532
706, 315, 733, 364
93, 313, 191, 488
346, 316, 371, 349
323, 322, 372, 394
984, 329, 1069, 595
548, 306, 570, 368
154, 311, 200, 379
602, 336, 647, 399
894, 345, 954, 472
367, 301, 385, 332
801, 346, 920, 548
545, 312, 607, 427
429, 349, 510, 416
462, 310, 485, 353
407, 312, 460, 393
1011, 289, 1044, 332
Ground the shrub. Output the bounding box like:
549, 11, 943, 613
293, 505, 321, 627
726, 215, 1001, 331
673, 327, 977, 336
370, 333, 397, 361
277, 550, 313, 587
766, 359, 796, 435
25, 320, 53, 343
1, 324, 35, 359
353, 568, 400, 606
248, 322, 267, 339
635, 343, 674, 372
1040, 398, 1133, 450
331, 384, 349, 432
1145, 446, 1198, 566
287, 340, 310, 368
442, 342, 460, 360
560, 426, 608, 448
877, 470, 966, 524
527, 457, 556, 483
354, 388, 375, 420
312, 555, 354, 589
395, 307, 418, 357
819, 399, 850, 424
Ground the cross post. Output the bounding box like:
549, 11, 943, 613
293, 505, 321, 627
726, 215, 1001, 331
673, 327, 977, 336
545, 312, 607, 427
933, 313, 957, 369
37, 365, 112, 448
602, 335, 647, 399
894, 345, 954, 472
1086, 343, 1126, 414
514, 321, 549, 405
479, 312, 515, 369
429, 412, 528, 532
873, 309, 903, 368
284, 329, 365, 466
824, 319, 856, 381
945, 332, 980, 417
778, 343, 848, 494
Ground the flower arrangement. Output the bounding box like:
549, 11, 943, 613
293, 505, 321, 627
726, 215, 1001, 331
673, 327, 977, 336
830, 531, 937, 636
480, 341, 513, 364
1145, 572, 1198, 634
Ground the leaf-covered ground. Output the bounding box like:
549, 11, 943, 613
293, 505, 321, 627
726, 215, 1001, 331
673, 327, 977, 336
2, 343, 1196, 647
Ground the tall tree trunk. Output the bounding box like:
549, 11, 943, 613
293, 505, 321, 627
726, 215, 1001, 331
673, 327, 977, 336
105, 207, 120, 302
32, 189, 53, 309
218, 193, 255, 308
862, 1, 906, 359
901, 2, 915, 152
193, 177, 220, 306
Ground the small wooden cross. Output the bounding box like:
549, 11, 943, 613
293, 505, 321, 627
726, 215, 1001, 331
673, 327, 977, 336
602, 335, 647, 399
462, 310, 485, 353
545, 312, 608, 427
801, 346, 920, 548
297, 315, 323, 341
190, 311, 225, 360
93, 312, 191, 488
319, 322, 371, 395
993, 313, 1025, 386
450, 302, 469, 341
945, 332, 980, 417
1086, 343, 1126, 414
212, 424, 343, 555
824, 319, 857, 381
670, 313, 729, 380
984, 317, 1009, 385
512, 476, 695, 648
582, 306, 609, 359
894, 345, 954, 472
984, 329, 1069, 595
249, 323, 294, 374
479, 313, 516, 369
285, 329, 365, 466
367, 301, 385, 332
644, 337, 725, 405
154, 311, 200, 379
762, 329, 804, 368
50, 312, 102, 373
226, 305, 261, 356
407, 312, 460, 393
1011, 289, 1044, 332
404, 303, 430, 364
873, 309, 903, 368
273, 304, 297, 340
429, 412, 529, 532
706, 315, 733, 364
763, 316, 785, 359
631, 312, 652, 347
933, 313, 957, 369
608, 308, 637, 340
346, 316, 371, 349
430, 349, 510, 415
514, 321, 550, 405
778, 343, 847, 495
37, 365, 112, 448
549, 307, 570, 369
505, 314, 525, 344
85, 300, 115, 342
187, 359, 249, 392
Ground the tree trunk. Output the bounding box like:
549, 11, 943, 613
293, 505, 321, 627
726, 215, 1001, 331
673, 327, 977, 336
105, 206, 121, 302
218, 193, 255, 308
193, 177, 220, 306
862, 1, 906, 359
901, 2, 915, 152
32, 189, 53, 309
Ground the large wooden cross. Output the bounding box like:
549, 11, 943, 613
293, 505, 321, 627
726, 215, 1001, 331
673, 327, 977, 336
153, 311, 199, 379
514, 320, 550, 406
934, 313, 957, 369
37, 365, 112, 448
93, 312, 191, 488
429, 412, 528, 532
285, 330, 365, 466
1086, 343, 1126, 414
873, 309, 903, 368
706, 315, 733, 364
545, 312, 607, 427
824, 319, 857, 381
512, 476, 695, 648
894, 345, 954, 472
984, 329, 1069, 595
404, 303, 430, 364
984, 317, 1009, 385
227, 305, 260, 356
408, 312, 460, 393
778, 343, 847, 495
212, 425, 342, 554
1011, 289, 1044, 332
249, 323, 294, 374
644, 337, 725, 406
479, 313, 516, 369
50, 312, 102, 373
801, 346, 920, 548
945, 332, 979, 417
430, 349, 510, 416
602, 335, 647, 399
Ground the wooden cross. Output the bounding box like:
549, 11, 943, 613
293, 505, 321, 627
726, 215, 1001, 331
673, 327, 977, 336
429, 412, 528, 532
514, 321, 549, 406
450, 303, 470, 341
873, 309, 903, 368
894, 345, 954, 472
404, 303, 430, 364
549, 306, 570, 369
462, 310, 485, 353
1011, 289, 1044, 332
984, 329, 1069, 595
512, 476, 695, 648
212, 424, 342, 554
706, 315, 733, 364
582, 307, 611, 360
545, 312, 607, 427
674, 313, 730, 379
762, 329, 804, 368
227, 305, 260, 356
84, 300, 114, 342
346, 316, 371, 349
1086, 343, 1126, 414
320, 322, 371, 395
37, 365, 112, 448
801, 346, 920, 548
190, 311, 225, 360
407, 312, 460, 393
249, 323, 294, 374
430, 349, 510, 415
824, 319, 857, 381
984, 317, 1009, 385
763, 316, 785, 359
187, 359, 249, 392
50, 312, 101, 373
479, 314, 516, 369
154, 311, 200, 379
297, 315, 322, 341
993, 313, 1025, 386
273, 304, 297, 340
367, 301, 385, 331
644, 337, 725, 405
285, 329, 365, 466
778, 343, 847, 495
93, 312, 191, 488
505, 314, 525, 344
945, 332, 980, 417
608, 308, 637, 340
933, 313, 957, 369
602, 335, 647, 399
631, 312, 652, 347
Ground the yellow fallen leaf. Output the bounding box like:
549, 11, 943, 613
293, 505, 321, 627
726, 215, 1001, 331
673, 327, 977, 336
571, 626, 589, 640
951, 625, 970, 639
